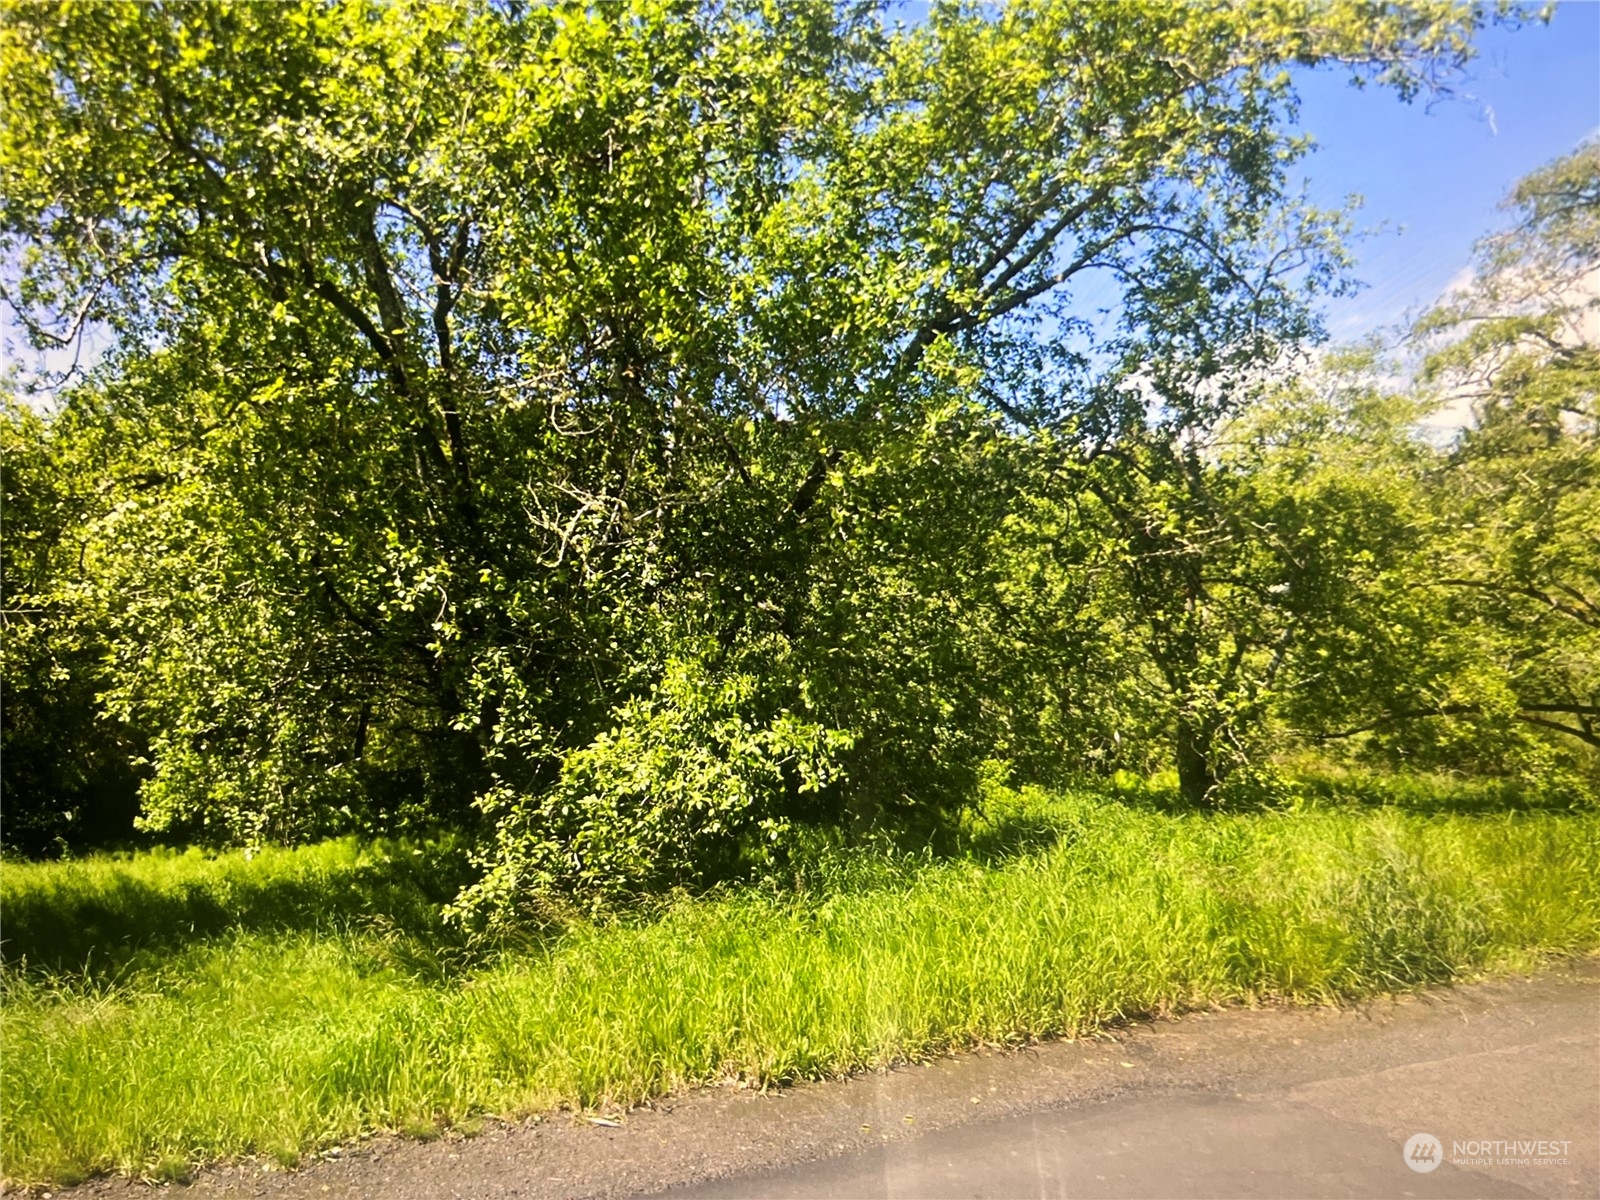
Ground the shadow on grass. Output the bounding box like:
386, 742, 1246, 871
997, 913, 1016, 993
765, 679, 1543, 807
1082, 767, 1593, 818
0, 838, 479, 977
1289, 771, 1595, 815
918, 767, 1596, 871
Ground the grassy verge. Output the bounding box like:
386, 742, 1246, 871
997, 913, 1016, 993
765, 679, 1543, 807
3, 782, 1598, 1187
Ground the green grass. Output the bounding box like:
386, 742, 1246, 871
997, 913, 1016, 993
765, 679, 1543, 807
0, 836, 474, 975
3, 781, 1598, 1187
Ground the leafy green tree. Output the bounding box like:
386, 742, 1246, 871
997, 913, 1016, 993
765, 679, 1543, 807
1274, 145, 1598, 784
994, 346, 1442, 805
1229, 360, 1461, 765
1411, 144, 1598, 765
1, 394, 144, 852
1, 0, 1511, 894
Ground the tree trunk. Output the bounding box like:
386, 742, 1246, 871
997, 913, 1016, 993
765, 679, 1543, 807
1175, 716, 1218, 807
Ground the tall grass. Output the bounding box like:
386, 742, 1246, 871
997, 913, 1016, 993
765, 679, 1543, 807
3, 784, 1597, 1187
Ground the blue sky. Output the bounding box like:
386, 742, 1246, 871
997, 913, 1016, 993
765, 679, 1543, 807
1293, 1, 1600, 342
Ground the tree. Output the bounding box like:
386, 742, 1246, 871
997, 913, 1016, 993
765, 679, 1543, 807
0, 393, 144, 852
1416, 143, 1599, 761
1, 1, 1509, 891
1280, 144, 1599, 782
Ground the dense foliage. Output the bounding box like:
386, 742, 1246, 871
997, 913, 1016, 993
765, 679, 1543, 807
3, 1, 1595, 907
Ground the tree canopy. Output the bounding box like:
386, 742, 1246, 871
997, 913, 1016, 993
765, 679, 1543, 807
3, 0, 1592, 901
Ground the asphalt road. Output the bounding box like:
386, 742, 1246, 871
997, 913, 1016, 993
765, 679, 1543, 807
72, 959, 1600, 1200
661, 988, 1600, 1199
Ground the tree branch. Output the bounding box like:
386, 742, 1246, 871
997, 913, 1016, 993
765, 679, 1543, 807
1518, 714, 1600, 750
1437, 577, 1600, 629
